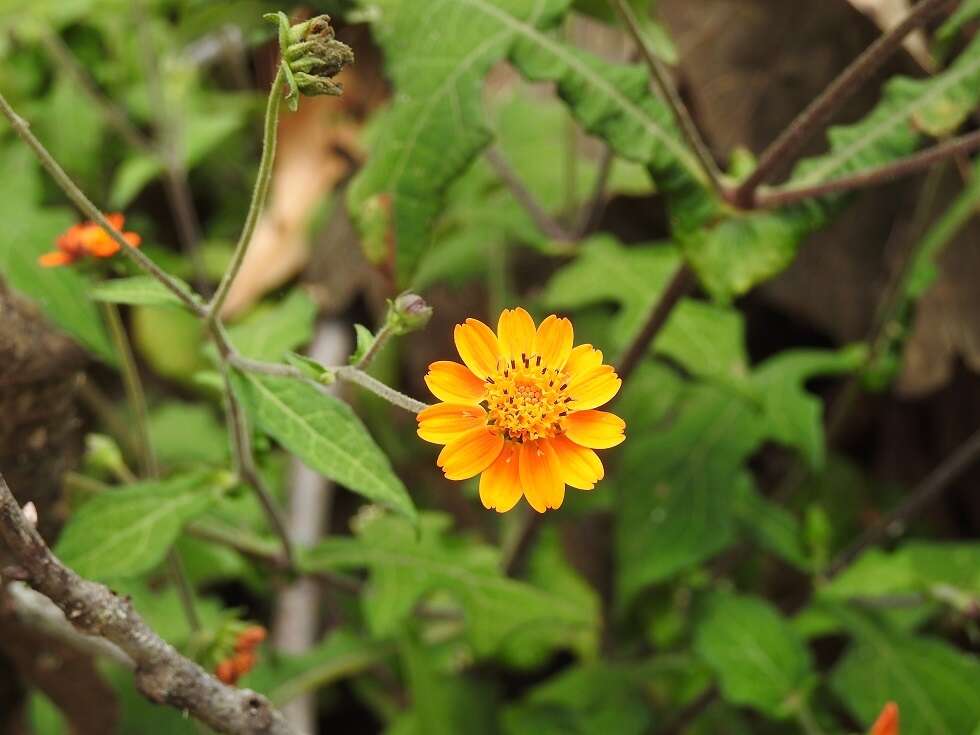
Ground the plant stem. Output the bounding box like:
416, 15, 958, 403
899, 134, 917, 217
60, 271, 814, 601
616, 263, 696, 383
825, 425, 980, 578
734, 0, 958, 206
0, 91, 205, 315
609, 0, 725, 197
217, 361, 296, 567
208, 64, 285, 320
576, 146, 614, 236
485, 146, 573, 242
102, 302, 201, 631
354, 323, 394, 370
755, 128, 980, 209
796, 701, 826, 735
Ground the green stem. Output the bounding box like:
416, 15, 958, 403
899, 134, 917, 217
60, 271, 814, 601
354, 323, 394, 371
796, 701, 826, 735
102, 302, 201, 631
0, 91, 205, 315
208, 65, 286, 320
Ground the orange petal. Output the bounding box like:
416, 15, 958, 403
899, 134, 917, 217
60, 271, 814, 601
565, 410, 626, 449
437, 426, 503, 481
563, 343, 603, 378
479, 443, 522, 512
550, 435, 604, 490
454, 318, 501, 379
106, 213, 126, 229
82, 229, 120, 257
124, 231, 142, 248
519, 439, 564, 512
417, 403, 487, 444
534, 315, 573, 370
424, 361, 487, 404
870, 702, 899, 735
497, 307, 536, 362
38, 251, 73, 267
567, 365, 621, 410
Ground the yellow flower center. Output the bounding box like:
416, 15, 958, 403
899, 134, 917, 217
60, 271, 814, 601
484, 353, 570, 443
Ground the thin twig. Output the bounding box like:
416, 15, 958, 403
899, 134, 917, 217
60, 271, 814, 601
209, 64, 285, 320
616, 264, 696, 383
0, 91, 206, 315
0, 473, 295, 735
608, 0, 725, 197
354, 322, 394, 370
825, 425, 980, 578
755, 128, 980, 209
576, 145, 614, 236
734, 0, 959, 206
485, 146, 574, 242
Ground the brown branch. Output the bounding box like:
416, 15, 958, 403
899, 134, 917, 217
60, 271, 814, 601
485, 146, 574, 242
616, 263, 696, 384
0, 473, 295, 735
825, 425, 980, 578
733, 0, 959, 206
754, 128, 980, 209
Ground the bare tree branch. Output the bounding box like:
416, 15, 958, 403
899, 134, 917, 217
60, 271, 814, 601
0, 473, 296, 735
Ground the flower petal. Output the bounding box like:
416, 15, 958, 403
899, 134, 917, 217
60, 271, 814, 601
424, 361, 487, 404
534, 315, 573, 370
497, 307, 536, 362
567, 365, 621, 410
519, 439, 565, 512
565, 410, 626, 449
417, 403, 487, 444
870, 702, 899, 735
479, 443, 522, 513
437, 426, 503, 481
550, 435, 604, 490
38, 251, 73, 267
454, 318, 501, 379
563, 343, 603, 378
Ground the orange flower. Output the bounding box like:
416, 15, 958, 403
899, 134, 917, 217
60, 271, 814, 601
870, 702, 899, 735
418, 308, 625, 513
38, 213, 141, 267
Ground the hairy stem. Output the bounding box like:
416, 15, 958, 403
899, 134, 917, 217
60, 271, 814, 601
609, 0, 725, 196
734, 0, 958, 205
755, 128, 980, 209
354, 323, 395, 371
208, 64, 285, 320
616, 264, 696, 384
0, 91, 205, 315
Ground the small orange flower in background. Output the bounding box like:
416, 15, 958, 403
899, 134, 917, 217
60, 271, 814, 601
38, 212, 141, 267
870, 702, 899, 735
418, 308, 625, 513
214, 625, 266, 686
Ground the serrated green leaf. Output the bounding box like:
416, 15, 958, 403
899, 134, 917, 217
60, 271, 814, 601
351, 0, 701, 284
694, 592, 814, 718
301, 513, 596, 655
232, 371, 416, 519
91, 275, 199, 309
830, 606, 980, 735
55, 471, 229, 580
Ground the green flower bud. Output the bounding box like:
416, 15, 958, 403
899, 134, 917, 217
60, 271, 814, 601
386, 293, 433, 336
265, 12, 354, 110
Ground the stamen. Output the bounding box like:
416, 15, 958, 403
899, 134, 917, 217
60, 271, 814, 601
536, 355, 542, 366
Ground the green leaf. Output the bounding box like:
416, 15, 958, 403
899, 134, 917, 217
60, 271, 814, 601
733, 481, 809, 571
0, 146, 114, 362
351, 0, 700, 283
616, 382, 765, 603
694, 592, 814, 718
91, 275, 200, 309
232, 371, 416, 520
54, 471, 230, 580
541, 236, 748, 385
225, 289, 317, 361
301, 513, 596, 656
132, 304, 207, 382
830, 606, 980, 735
147, 400, 229, 468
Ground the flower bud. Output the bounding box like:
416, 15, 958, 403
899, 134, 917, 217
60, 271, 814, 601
265, 12, 354, 109
386, 293, 433, 336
